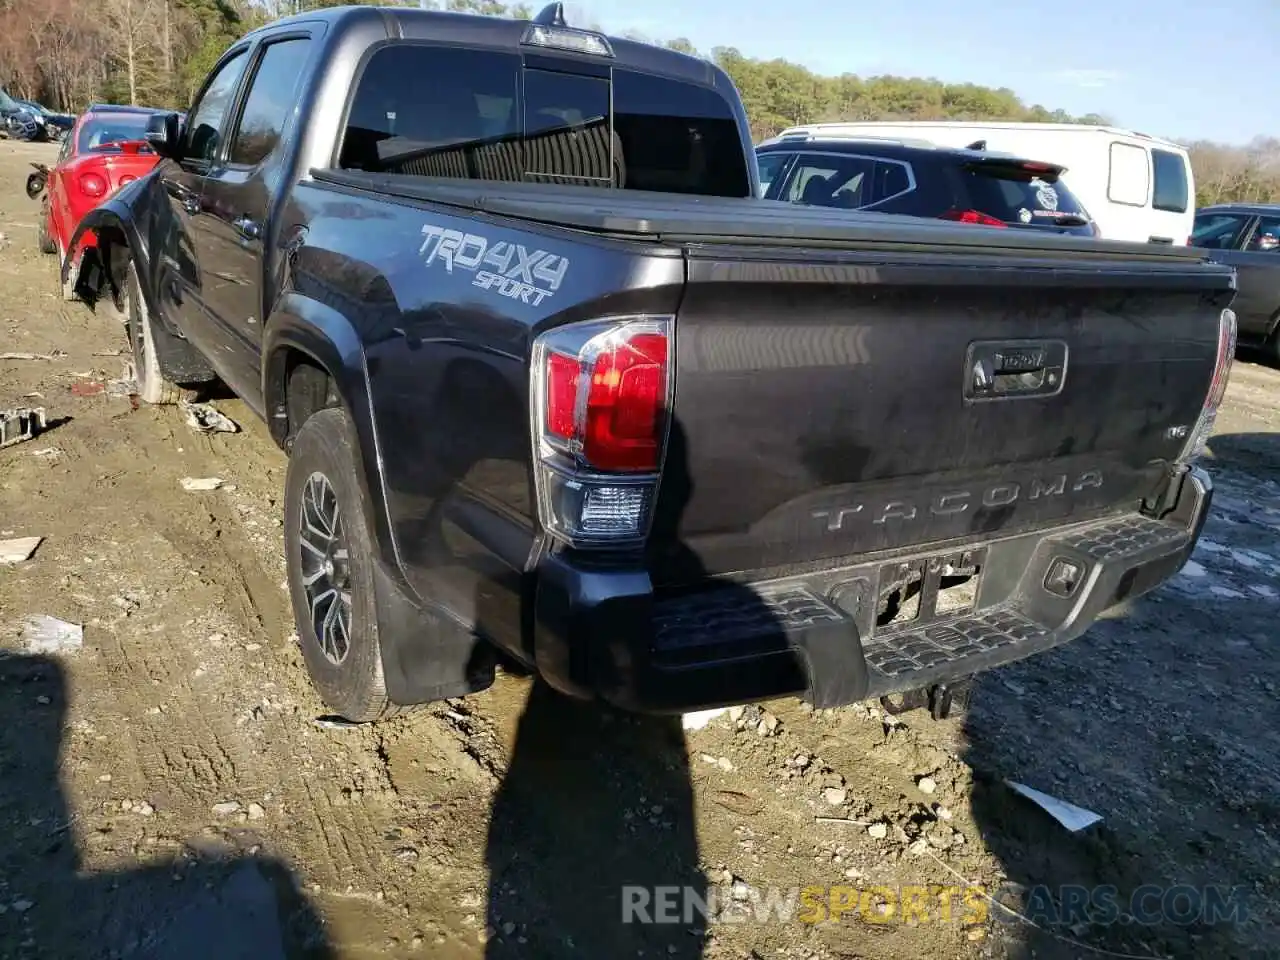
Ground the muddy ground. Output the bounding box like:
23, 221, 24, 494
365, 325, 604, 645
1, 138, 1277, 960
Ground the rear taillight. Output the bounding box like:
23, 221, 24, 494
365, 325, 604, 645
532, 316, 674, 547
1178, 308, 1237, 463
79, 173, 106, 198
939, 209, 1007, 228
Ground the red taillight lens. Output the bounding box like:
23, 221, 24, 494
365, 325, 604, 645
533, 316, 674, 547
939, 208, 1007, 228
79, 173, 107, 198
542, 326, 670, 473
1178, 308, 1236, 462
545, 352, 581, 440
582, 332, 668, 471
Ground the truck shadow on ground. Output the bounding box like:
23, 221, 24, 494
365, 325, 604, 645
0, 653, 333, 960
960, 431, 1280, 959
478, 417, 799, 958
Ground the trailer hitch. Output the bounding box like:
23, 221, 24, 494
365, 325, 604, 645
880, 677, 973, 720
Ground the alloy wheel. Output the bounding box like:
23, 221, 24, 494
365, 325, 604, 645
298, 471, 353, 665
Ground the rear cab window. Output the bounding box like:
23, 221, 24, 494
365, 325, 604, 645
338, 43, 751, 197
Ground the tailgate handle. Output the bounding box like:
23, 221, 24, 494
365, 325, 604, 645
965, 340, 1067, 402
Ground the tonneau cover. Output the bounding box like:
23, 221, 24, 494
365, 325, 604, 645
312, 169, 1224, 265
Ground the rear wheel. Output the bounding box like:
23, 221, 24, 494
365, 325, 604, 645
124, 259, 182, 405
285, 407, 407, 722
37, 203, 55, 255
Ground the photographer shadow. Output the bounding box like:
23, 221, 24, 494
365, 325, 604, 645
0, 652, 333, 960
480, 417, 811, 957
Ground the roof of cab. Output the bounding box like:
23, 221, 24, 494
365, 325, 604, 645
1199, 202, 1280, 216
248, 3, 721, 87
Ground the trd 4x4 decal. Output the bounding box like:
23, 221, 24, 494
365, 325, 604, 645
419, 223, 569, 307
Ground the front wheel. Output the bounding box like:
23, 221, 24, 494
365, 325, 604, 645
124, 259, 183, 404
284, 407, 402, 722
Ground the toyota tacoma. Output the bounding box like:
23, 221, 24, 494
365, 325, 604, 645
70, 3, 1237, 721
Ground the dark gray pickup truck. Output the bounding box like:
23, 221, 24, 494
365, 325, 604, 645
71, 3, 1238, 722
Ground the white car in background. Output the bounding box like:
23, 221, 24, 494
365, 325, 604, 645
773, 121, 1195, 246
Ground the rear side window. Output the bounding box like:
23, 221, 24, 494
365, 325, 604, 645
339, 43, 749, 197
785, 154, 876, 209
1191, 213, 1250, 250
756, 152, 791, 197
1151, 148, 1188, 213
229, 37, 312, 167
1108, 142, 1150, 207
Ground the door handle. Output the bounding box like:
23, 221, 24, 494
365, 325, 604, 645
182, 195, 201, 216
233, 216, 261, 241
965, 340, 1068, 400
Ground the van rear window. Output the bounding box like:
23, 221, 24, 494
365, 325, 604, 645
338, 43, 750, 198
1152, 148, 1189, 213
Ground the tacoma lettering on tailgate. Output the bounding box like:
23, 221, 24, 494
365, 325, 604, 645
419, 223, 569, 306
813, 471, 1104, 532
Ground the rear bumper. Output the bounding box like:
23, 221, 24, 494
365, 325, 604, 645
532, 466, 1213, 714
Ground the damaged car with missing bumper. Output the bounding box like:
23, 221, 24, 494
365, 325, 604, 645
69, 3, 1236, 723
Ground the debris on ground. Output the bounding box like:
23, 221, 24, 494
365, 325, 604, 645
70, 380, 105, 398
1004, 780, 1103, 832
21, 614, 84, 655
0, 407, 47, 448
106, 361, 137, 399
0, 350, 66, 361
681, 707, 729, 731
180, 401, 238, 435
180, 477, 225, 492
0, 536, 42, 564
313, 716, 361, 730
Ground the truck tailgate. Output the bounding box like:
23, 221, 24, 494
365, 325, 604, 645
651, 244, 1234, 585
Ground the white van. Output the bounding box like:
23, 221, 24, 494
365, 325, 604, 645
772, 121, 1196, 246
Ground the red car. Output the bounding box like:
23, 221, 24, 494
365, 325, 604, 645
38, 105, 165, 298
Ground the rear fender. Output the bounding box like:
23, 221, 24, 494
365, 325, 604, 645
262, 292, 399, 575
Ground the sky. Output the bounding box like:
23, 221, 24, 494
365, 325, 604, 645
571, 0, 1279, 145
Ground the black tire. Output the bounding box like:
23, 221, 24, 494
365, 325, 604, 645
285, 406, 402, 722
37, 205, 55, 255
1267, 314, 1280, 366
124, 259, 182, 404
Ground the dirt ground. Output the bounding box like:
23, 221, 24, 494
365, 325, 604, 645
1, 138, 1278, 960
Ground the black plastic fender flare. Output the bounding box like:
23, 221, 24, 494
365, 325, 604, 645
262, 292, 404, 579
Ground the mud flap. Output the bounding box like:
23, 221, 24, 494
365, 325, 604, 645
791, 621, 870, 710
372, 558, 496, 705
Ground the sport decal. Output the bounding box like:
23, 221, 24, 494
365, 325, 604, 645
419, 223, 569, 307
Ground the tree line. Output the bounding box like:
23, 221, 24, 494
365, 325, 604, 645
1, 0, 1275, 206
